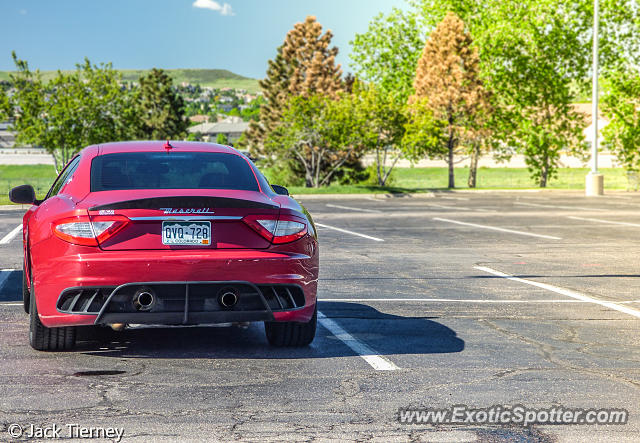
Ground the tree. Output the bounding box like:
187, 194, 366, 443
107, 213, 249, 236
241, 16, 343, 158
240, 96, 266, 122
602, 71, 640, 179
241, 46, 290, 154
266, 93, 366, 188
410, 12, 488, 188
350, 82, 410, 186
447, 0, 637, 186
351, 0, 640, 187
216, 133, 229, 145
187, 131, 203, 142
0, 85, 10, 121
402, 97, 447, 165
350, 8, 425, 104
136, 68, 188, 140
284, 16, 343, 98
485, 2, 588, 186
9, 53, 137, 171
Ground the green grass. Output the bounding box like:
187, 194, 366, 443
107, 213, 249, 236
288, 167, 634, 194
0, 68, 261, 92
0, 164, 58, 204
0, 166, 636, 205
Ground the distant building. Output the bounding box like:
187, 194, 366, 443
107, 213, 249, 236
189, 114, 211, 124
188, 116, 249, 144
572, 103, 609, 150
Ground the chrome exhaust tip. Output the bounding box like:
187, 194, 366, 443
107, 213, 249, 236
218, 289, 239, 308
133, 287, 156, 311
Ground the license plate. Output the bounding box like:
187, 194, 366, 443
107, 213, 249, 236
162, 221, 211, 245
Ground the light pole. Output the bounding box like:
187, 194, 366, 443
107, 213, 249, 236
586, 0, 604, 196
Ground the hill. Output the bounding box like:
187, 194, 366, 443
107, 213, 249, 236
0, 68, 261, 92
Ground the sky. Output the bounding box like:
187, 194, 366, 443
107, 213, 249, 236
1, 0, 407, 79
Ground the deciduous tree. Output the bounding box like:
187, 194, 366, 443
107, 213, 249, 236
486, 2, 588, 186
402, 97, 447, 165
266, 93, 366, 188
9, 53, 137, 171
350, 8, 424, 104
602, 71, 640, 179
410, 12, 488, 188
351, 82, 409, 186
351, 0, 640, 187
216, 133, 229, 145
0, 85, 10, 121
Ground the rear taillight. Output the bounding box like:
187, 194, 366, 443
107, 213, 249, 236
52, 215, 130, 246
243, 214, 308, 244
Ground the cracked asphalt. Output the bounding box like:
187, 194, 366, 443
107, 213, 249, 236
1, 191, 640, 442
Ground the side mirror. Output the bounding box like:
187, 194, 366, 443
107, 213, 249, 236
9, 184, 37, 205
271, 185, 289, 196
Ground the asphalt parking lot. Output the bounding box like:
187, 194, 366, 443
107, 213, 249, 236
1, 191, 640, 442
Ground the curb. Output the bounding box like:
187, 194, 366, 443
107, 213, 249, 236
294, 193, 436, 200
0, 205, 27, 211
293, 189, 550, 200
292, 189, 640, 199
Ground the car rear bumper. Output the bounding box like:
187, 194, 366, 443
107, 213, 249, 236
33, 248, 318, 327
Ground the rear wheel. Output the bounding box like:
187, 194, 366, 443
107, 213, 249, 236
265, 305, 317, 347
29, 280, 76, 351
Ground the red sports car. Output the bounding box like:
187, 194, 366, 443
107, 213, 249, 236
9, 141, 319, 351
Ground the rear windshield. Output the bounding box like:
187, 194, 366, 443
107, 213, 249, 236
90, 152, 260, 192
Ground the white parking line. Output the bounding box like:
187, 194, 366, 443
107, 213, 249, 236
0, 224, 22, 245
515, 202, 605, 211
319, 298, 640, 304
427, 203, 494, 212
568, 216, 640, 228
326, 204, 382, 213
317, 311, 399, 371
426, 203, 470, 211
433, 218, 562, 240
475, 266, 640, 319
603, 195, 633, 200
0, 302, 22, 306
316, 223, 384, 242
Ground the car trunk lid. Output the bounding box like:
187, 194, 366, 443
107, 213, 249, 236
79, 190, 280, 250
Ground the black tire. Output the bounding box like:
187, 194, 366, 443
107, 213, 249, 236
29, 280, 76, 351
22, 264, 30, 314
265, 305, 317, 347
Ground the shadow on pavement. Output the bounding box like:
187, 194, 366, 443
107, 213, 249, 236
0, 270, 22, 301
76, 302, 464, 359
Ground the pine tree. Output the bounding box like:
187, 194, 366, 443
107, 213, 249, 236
242, 46, 291, 155
283, 16, 343, 98
410, 12, 488, 188
241, 16, 343, 156
136, 68, 188, 140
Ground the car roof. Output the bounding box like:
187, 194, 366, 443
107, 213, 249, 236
84, 141, 241, 156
